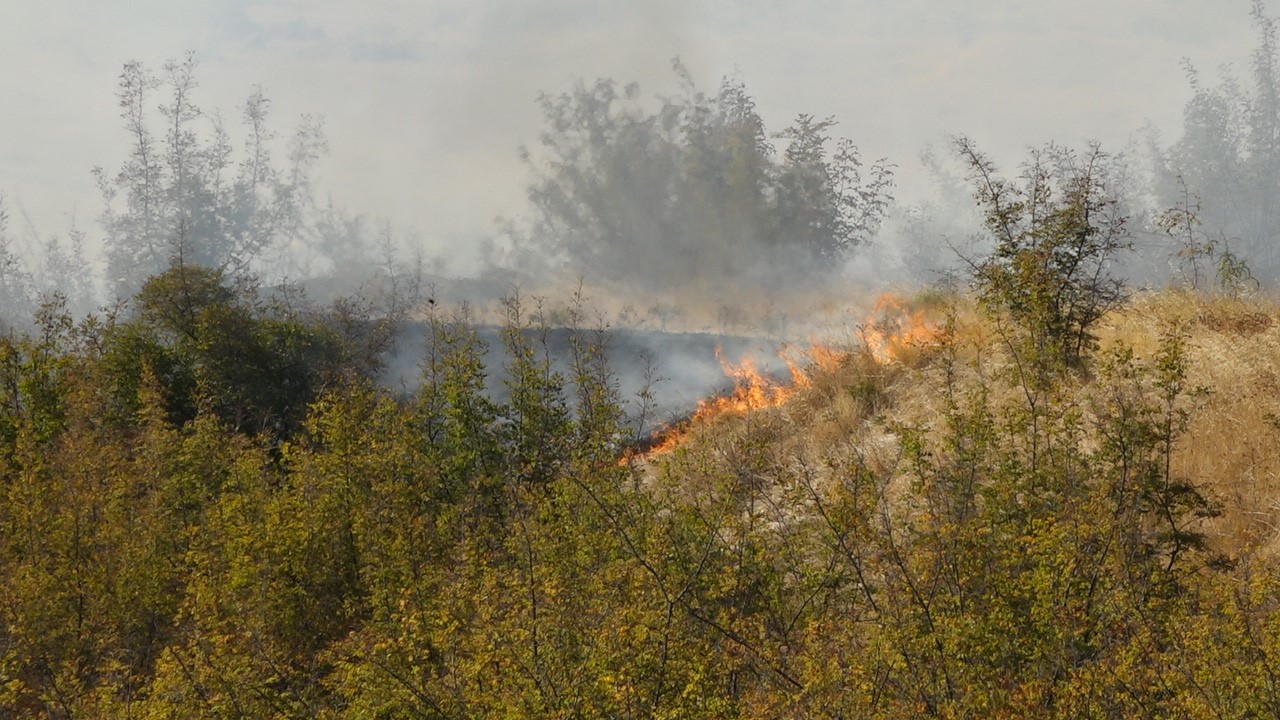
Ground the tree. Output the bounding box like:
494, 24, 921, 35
0, 195, 34, 325
1152, 0, 1280, 280
94, 54, 325, 299
508, 63, 894, 290
958, 137, 1131, 370
774, 114, 894, 264
38, 229, 96, 317
499, 294, 572, 490
131, 265, 384, 437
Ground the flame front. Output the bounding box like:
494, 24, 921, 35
861, 293, 945, 364
628, 292, 944, 462
641, 344, 846, 456
645, 350, 789, 455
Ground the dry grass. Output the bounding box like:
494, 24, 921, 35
1102, 291, 1280, 555
641, 289, 1280, 558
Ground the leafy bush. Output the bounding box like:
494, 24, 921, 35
958, 137, 1131, 370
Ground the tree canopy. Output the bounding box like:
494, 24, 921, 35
506, 64, 895, 290
1152, 0, 1280, 282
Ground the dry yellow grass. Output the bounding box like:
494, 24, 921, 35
643, 289, 1280, 558
1099, 291, 1280, 555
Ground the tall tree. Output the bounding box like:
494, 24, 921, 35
1153, 0, 1280, 280
94, 54, 324, 299
0, 195, 34, 324
509, 63, 894, 290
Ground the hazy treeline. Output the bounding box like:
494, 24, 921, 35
1, 51, 420, 328
1149, 0, 1280, 283
6, 3, 1280, 331
496, 62, 895, 293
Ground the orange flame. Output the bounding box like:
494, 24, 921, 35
700, 348, 793, 415
621, 293, 945, 463
638, 343, 848, 457
861, 293, 945, 364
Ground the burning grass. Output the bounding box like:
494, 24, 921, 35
628, 288, 1280, 559
860, 291, 951, 364
629, 291, 950, 460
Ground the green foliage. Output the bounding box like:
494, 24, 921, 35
132, 264, 361, 437
2, 277, 1278, 719
959, 137, 1131, 371
0, 295, 78, 465
415, 300, 504, 523
1217, 242, 1261, 296
810, 325, 1226, 716
500, 294, 573, 490
510, 63, 894, 289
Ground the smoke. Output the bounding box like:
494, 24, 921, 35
4, 1, 1279, 424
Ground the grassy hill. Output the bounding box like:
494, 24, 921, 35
1099, 292, 1280, 554
645, 290, 1280, 557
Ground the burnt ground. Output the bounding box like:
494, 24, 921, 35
385, 324, 792, 426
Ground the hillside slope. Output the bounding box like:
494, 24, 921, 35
642, 290, 1280, 556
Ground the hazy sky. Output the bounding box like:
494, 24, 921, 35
0, 0, 1259, 270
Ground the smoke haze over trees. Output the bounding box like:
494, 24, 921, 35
95, 53, 336, 300
500, 64, 894, 292
14, 3, 1280, 716
1148, 0, 1280, 284
4, 2, 1280, 323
